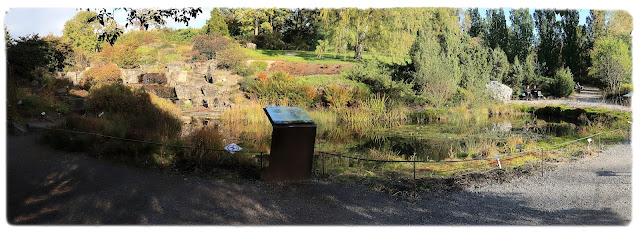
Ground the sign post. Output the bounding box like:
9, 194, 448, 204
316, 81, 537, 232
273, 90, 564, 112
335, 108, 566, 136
262, 106, 317, 181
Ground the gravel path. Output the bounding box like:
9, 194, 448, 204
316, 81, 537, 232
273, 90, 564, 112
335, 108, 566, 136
509, 86, 631, 112
7, 134, 632, 225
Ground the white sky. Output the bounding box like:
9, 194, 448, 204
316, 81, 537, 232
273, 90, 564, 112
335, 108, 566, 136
0, 0, 624, 38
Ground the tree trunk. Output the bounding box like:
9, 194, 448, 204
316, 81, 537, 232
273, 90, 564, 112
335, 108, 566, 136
354, 10, 373, 61
269, 15, 274, 32
354, 35, 365, 60
254, 17, 259, 36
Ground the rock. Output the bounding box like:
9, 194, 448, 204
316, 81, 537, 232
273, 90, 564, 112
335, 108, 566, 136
246, 43, 257, 50
57, 88, 67, 94
490, 121, 512, 132
141, 73, 167, 85
485, 81, 513, 103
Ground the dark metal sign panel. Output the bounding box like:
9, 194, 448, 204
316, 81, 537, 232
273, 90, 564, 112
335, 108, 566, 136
264, 106, 314, 125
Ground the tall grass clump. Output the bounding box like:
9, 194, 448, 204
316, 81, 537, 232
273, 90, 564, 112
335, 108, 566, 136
44, 84, 182, 166
336, 95, 407, 135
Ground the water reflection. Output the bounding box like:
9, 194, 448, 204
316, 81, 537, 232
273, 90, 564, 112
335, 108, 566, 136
188, 112, 583, 162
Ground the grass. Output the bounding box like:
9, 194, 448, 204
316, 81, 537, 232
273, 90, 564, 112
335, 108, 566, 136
295, 74, 370, 91
243, 48, 407, 65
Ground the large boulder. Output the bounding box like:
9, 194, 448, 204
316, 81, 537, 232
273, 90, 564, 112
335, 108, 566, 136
485, 81, 513, 102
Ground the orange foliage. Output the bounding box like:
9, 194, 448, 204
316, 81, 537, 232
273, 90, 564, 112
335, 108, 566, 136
81, 63, 122, 88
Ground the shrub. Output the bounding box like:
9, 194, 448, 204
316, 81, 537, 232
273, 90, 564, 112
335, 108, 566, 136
172, 126, 260, 178
242, 71, 319, 107
192, 33, 247, 69
549, 68, 574, 98
323, 84, 354, 108
46, 84, 182, 166
99, 40, 141, 69
81, 63, 122, 88
217, 46, 248, 69
252, 31, 286, 50
341, 61, 415, 103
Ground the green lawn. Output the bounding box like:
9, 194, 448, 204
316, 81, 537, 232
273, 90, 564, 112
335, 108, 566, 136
295, 74, 371, 92
243, 48, 410, 65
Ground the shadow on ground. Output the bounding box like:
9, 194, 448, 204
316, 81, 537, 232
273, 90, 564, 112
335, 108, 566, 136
6, 134, 628, 225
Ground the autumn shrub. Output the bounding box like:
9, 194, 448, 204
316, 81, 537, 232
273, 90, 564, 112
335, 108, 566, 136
242, 71, 319, 107
99, 40, 141, 69
81, 63, 122, 88
323, 84, 355, 108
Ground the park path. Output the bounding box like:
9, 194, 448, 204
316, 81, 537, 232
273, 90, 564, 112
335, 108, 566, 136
509, 86, 631, 112
6, 134, 631, 225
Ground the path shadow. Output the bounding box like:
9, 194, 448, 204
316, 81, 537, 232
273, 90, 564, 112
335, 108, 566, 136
6, 134, 630, 225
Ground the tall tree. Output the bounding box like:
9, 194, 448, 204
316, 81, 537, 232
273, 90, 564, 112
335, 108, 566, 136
203, 8, 230, 36
88, 8, 202, 44
409, 28, 461, 107
559, 10, 582, 78
586, 10, 607, 47
589, 35, 632, 92
467, 8, 487, 39
534, 9, 563, 77
489, 47, 509, 82
234, 8, 268, 36
486, 8, 509, 52
63, 11, 102, 52
508, 8, 534, 63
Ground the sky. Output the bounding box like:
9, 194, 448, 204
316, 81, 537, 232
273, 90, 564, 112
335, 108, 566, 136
4, 8, 213, 38
0, 5, 596, 39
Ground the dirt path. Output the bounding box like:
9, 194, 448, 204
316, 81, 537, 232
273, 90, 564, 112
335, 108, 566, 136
509, 86, 631, 112
7, 134, 631, 225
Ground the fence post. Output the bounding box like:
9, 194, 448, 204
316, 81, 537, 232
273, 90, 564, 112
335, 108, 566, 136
259, 152, 264, 170
598, 134, 601, 156
322, 152, 325, 177
413, 161, 416, 181
541, 148, 544, 177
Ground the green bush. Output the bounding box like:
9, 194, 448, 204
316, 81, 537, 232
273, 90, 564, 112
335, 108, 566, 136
549, 68, 574, 98
341, 61, 416, 103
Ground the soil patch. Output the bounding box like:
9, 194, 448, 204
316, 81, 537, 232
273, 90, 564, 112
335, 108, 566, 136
267, 61, 354, 76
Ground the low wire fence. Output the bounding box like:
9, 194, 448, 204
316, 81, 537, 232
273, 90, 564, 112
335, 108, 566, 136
313, 125, 631, 181
42, 124, 630, 181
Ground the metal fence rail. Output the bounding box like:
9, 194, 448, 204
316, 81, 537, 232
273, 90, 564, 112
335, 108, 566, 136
43, 123, 630, 179
315, 125, 630, 179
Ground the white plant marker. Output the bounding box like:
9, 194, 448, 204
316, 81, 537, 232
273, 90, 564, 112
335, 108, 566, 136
224, 143, 243, 154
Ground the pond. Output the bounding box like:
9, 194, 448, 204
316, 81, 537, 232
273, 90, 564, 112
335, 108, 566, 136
206, 109, 591, 162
